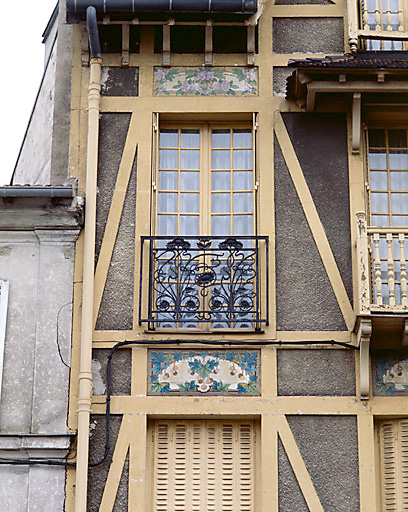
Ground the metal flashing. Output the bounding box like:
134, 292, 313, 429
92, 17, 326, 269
0, 186, 75, 199
66, 0, 257, 22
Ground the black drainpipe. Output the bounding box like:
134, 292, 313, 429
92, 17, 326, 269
86, 6, 101, 58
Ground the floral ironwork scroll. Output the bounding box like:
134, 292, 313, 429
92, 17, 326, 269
139, 236, 269, 329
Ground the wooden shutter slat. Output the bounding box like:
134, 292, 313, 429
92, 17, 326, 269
152, 420, 256, 512
380, 419, 408, 511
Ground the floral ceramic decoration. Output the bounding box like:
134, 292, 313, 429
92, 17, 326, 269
153, 67, 258, 96
373, 354, 408, 395
148, 350, 260, 395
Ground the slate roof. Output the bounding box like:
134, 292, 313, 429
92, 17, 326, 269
288, 51, 408, 69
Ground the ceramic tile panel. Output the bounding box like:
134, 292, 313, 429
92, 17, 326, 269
148, 350, 260, 395
153, 67, 258, 96
373, 353, 408, 395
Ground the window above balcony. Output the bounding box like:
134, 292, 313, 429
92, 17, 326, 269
139, 119, 268, 331
348, 0, 408, 51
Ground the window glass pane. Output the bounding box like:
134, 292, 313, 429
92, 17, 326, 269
212, 193, 231, 213
391, 193, 408, 213
212, 171, 230, 191
233, 193, 252, 213
180, 129, 200, 148
160, 150, 178, 169
369, 150, 387, 169
212, 150, 231, 169
180, 171, 199, 191
390, 172, 408, 191
180, 193, 199, 213
234, 215, 253, 235
159, 192, 178, 213
368, 129, 386, 147
392, 215, 408, 226
180, 215, 199, 235
371, 193, 389, 213
233, 129, 251, 148
212, 130, 230, 148
233, 171, 252, 190
159, 171, 178, 190
370, 171, 388, 190
388, 129, 407, 148
233, 150, 252, 170
180, 150, 200, 169
371, 214, 390, 226
158, 215, 177, 235
160, 129, 178, 148
389, 151, 408, 170
212, 215, 230, 235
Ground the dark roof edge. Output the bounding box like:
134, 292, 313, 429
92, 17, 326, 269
0, 186, 75, 199
287, 51, 408, 70
66, 0, 257, 22
42, 4, 59, 42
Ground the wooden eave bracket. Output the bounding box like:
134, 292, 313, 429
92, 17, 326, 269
356, 316, 372, 400
205, 20, 213, 66
163, 21, 174, 67
352, 92, 361, 154
301, 73, 408, 153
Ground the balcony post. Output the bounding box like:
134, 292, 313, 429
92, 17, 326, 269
347, 0, 359, 51
399, 234, 407, 306
356, 212, 371, 313
386, 233, 396, 306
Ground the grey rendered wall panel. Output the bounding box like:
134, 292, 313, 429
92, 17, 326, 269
88, 415, 129, 512
273, 18, 344, 53
282, 113, 353, 304
278, 349, 356, 396
278, 439, 309, 511
274, 137, 347, 331
286, 416, 360, 511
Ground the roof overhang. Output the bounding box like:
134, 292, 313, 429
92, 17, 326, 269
66, 0, 258, 23
286, 52, 408, 153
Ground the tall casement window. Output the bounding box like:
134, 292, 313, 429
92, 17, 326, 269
150, 419, 258, 512
139, 119, 268, 330
377, 419, 408, 510
367, 127, 408, 227
366, 127, 408, 306
155, 124, 255, 238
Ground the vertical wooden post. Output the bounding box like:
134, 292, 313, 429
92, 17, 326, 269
373, 233, 383, 305
399, 234, 407, 306
356, 212, 371, 313
347, 0, 359, 51
386, 233, 395, 306
163, 23, 171, 67
205, 20, 213, 66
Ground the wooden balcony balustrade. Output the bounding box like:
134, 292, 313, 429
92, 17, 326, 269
347, 0, 408, 51
356, 211, 408, 314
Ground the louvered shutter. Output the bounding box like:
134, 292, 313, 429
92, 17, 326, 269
152, 420, 256, 512
379, 419, 408, 511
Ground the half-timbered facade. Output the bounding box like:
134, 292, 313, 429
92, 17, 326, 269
4, 0, 408, 510
64, 0, 408, 511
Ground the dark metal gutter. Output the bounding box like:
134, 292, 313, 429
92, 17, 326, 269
0, 186, 75, 199
67, 0, 257, 22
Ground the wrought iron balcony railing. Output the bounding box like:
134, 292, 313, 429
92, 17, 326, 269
356, 212, 408, 314
139, 236, 269, 330
348, 0, 408, 51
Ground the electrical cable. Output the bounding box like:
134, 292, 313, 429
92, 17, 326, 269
0, 338, 358, 466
